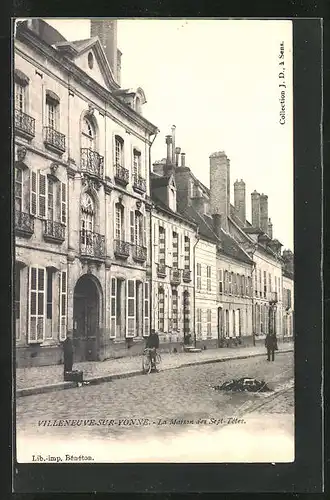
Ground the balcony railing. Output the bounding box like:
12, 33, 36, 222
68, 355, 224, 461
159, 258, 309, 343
269, 291, 278, 304
133, 174, 146, 194
15, 210, 34, 237
44, 127, 66, 153
114, 164, 129, 186
81, 148, 104, 178
157, 263, 166, 278
114, 239, 130, 258
43, 220, 65, 243
14, 109, 35, 139
182, 269, 192, 282
132, 244, 147, 262
170, 268, 181, 284
80, 230, 105, 259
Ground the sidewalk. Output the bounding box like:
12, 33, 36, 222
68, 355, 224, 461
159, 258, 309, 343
16, 342, 294, 398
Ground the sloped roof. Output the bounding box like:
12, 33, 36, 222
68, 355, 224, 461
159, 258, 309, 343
150, 172, 172, 188
152, 195, 197, 228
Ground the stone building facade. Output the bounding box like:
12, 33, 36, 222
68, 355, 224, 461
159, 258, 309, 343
14, 19, 158, 367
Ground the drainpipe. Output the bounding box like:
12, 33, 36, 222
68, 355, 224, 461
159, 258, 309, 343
192, 228, 200, 347
148, 130, 159, 333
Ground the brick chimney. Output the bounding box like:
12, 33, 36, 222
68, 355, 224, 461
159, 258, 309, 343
234, 179, 246, 225
268, 218, 273, 239
175, 147, 181, 167
181, 152, 186, 167
91, 19, 119, 84
165, 135, 172, 165
251, 190, 261, 228
171, 125, 176, 164
209, 151, 229, 232
260, 194, 269, 234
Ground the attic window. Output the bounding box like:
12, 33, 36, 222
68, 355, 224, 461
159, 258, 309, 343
88, 52, 94, 69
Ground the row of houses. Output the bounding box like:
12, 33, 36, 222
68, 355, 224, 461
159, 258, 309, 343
14, 19, 294, 368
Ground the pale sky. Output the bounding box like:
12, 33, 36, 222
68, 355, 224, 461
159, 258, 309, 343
40, 19, 293, 249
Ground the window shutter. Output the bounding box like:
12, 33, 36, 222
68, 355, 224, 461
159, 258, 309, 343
30, 171, 37, 216
59, 271, 67, 341
61, 182, 67, 225
143, 216, 147, 248
126, 279, 135, 337
28, 266, 45, 343
143, 281, 150, 337
130, 210, 135, 244
110, 277, 116, 338
38, 172, 47, 219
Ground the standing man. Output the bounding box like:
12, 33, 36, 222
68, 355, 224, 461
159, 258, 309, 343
146, 329, 160, 371
265, 333, 277, 362
63, 332, 74, 377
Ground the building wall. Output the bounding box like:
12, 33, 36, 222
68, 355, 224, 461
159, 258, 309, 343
216, 254, 253, 340
282, 274, 294, 338
14, 27, 155, 367
151, 210, 196, 346
195, 238, 218, 343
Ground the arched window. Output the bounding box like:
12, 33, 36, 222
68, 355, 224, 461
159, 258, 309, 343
82, 117, 95, 150
81, 193, 95, 249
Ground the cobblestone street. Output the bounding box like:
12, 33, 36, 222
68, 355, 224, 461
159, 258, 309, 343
17, 352, 294, 462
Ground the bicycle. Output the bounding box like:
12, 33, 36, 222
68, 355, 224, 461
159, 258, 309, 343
142, 348, 162, 374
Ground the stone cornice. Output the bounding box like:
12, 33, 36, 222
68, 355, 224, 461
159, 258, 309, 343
15, 27, 158, 136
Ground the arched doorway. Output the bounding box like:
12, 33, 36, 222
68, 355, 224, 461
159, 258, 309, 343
73, 274, 101, 362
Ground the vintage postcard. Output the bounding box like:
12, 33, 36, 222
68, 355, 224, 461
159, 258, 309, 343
14, 18, 295, 466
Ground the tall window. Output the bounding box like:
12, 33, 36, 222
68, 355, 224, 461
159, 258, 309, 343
46, 97, 59, 130
172, 232, 178, 268
46, 268, 53, 320
110, 278, 117, 338
115, 136, 124, 166
241, 276, 245, 297
207, 309, 212, 338
158, 226, 165, 266
263, 270, 267, 298
254, 270, 258, 297
59, 271, 67, 340
225, 310, 229, 338
15, 168, 23, 212
218, 269, 223, 293
233, 273, 237, 295
206, 266, 211, 291
134, 212, 144, 247
126, 279, 136, 337
184, 236, 190, 271
268, 273, 272, 295
47, 178, 54, 221
233, 310, 236, 336
196, 308, 202, 338
144, 282, 150, 336
133, 149, 141, 179
15, 82, 26, 112
115, 203, 124, 241
224, 270, 228, 294
259, 269, 262, 297
172, 287, 178, 331
158, 287, 165, 332
81, 193, 95, 249
228, 272, 233, 294
28, 266, 45, 343
196, 263, 201, 290
82, 117, 95, 150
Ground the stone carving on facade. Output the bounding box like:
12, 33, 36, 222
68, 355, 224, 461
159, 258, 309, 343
87, 103, 95, 117
82, 174, 101, 192
16, 146, 27, 162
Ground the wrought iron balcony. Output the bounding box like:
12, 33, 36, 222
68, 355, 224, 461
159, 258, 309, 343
14, 109, 35, 139
80, 230, 105, 259
170, 268, 181, 284
132, 244, 147, 262
182, 269, 192, 282
15, 210, 34, 237
114, 164, 129, 186
43, 220, 65, 243
81, 148, 104, 178
269, 291, 278, 304
114, 239, 130, 259
133, 174, 146, 194
44, 127, 66, 153
157, 263, 166, 278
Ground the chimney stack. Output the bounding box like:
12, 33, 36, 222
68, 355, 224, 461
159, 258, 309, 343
181, 152, 186, 167
175, 147, 181, 167
260, 194, 269, 234
267, 218, 273, 239
209, 151, 230, 232
91, 19, 119, 84
171, 125, 176, 164
251, 190, 261, 228
165, 135, 172, 165
234, 179, 246, 225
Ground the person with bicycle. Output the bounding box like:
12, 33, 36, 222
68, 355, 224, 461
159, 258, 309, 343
146, 329, 160, 371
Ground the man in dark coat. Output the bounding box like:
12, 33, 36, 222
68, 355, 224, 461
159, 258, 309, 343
146, 329, 160, 370
63, 333, 74, 376
265, 333, 277, 361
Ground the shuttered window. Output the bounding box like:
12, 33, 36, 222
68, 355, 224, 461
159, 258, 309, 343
218, 269, 223, 293
30, 171, 37, 216
207, 309, 212, 338
197, 263, 201, 290
143, 282, 149, 337
28, 266, 46, 343
126, 279, 135, 337
110, 277, 116, 338
61, 182, 67, 225
59, 271, 67, 341
206, 266, 211, 291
